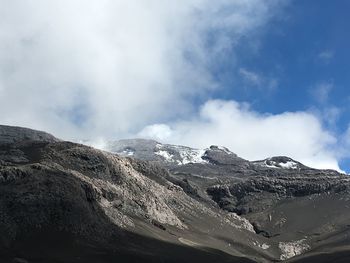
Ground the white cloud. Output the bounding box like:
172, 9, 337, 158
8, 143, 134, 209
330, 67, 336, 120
333, 126, 350, 173
0, 0, 284, 140
310, 82, 333, 104
239, 68, 262, 86
322, 106, 341, 127
139, 99, 341, 171
343, 128, 350, 160
3, 1, 342, 171
138, 124, 173, 142
345, 127, 350, 146
309, 82, 342, 130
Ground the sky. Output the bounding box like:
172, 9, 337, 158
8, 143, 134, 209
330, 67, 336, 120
0, 0, 349, 172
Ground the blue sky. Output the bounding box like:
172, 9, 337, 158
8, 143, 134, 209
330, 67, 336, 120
212, 0, 349, 114
204, 0, 350, 171
0, 0, 349, 172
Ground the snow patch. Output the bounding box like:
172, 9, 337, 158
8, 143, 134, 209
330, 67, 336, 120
178, 148, 208, 165
263, 162, 279, 169
279, 161, 298, 169
155, 150, 174, 162
217, 146, 234, 155
120, 149, 134, 156
256, 159, 299, 169
155, 144, 208, 165
156, 143, 163, 149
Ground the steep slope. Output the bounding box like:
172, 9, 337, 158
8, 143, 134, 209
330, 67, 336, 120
2, 128, 350, 262
0, 126, 273, 263
107, 139, 350, 261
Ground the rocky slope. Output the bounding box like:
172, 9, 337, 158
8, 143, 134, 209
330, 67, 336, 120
0, 125, 268, 263
106, 138, 350, 262
1, 127, 350, 262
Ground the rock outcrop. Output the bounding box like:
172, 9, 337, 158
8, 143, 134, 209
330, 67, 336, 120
105, 138, 350, 262
1, 126, 350, 262
0, 126, 266, 263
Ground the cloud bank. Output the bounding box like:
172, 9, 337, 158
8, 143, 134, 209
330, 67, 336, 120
0, 0, 282, 138
0, 1, 344, 170
139, 100, 341, 171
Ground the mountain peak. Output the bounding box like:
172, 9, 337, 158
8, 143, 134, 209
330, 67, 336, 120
208, 145, 238, 156
1, 126, 349, 263
102, 140, 247, 166
253, 156, 304, 170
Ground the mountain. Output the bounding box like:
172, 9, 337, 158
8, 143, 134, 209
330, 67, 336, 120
0, 125, 59, 144
1, 126, 350, 262
105, 138, 350, 261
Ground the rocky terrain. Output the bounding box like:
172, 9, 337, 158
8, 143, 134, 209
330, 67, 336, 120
106, 139, 350, 262
1, 126, 350, 262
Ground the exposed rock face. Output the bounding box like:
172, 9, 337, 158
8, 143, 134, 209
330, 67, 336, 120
0, 126, 265, 263
104, 139, 249, 167
279, 239, 310, 260
207, 175, 350, 215
105, 138, 350, 262
1, 127, 350, 262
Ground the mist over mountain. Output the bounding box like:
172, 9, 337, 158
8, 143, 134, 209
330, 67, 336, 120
1, 1, 349, 172
1, 1, 350, 262
1, 124, 350, 263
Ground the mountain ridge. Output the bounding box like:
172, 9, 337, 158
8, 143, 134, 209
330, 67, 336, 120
100, 138, 342, 174
1, 125, 350, 263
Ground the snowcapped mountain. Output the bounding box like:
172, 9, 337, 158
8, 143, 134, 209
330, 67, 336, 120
1, 125, 350, 263
104, 138, 209, 165
102, 139, 339, 175
253, 156, 302, 170
104, 139, 255, 166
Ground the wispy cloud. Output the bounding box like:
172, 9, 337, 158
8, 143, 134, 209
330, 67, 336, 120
323, 106, 342, 127
318, 50, 334, 62
239, 68, 278, 91
309, 82, 343, 128
310, 82, 333, 104
239, 68, 263, 86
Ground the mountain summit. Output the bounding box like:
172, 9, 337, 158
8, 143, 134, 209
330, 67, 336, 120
1, 125, 350, 263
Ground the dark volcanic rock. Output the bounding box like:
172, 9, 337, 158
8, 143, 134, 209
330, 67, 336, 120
202, 145, 247, 166
104, 137, 350, 261
2, 125, 350, 262
0, 125, 59, 145
0, 126, 266, 263
207, 175, 350, 215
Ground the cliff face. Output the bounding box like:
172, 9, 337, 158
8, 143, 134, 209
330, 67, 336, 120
1, 126, 350, 263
